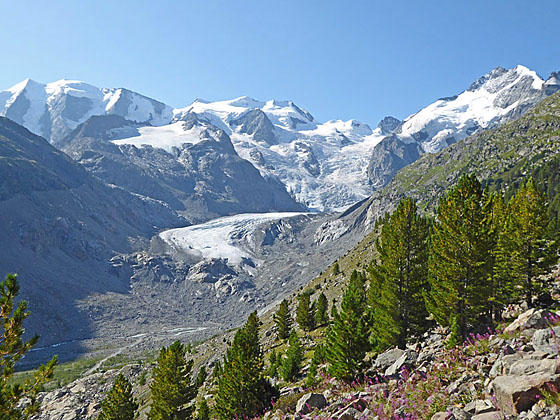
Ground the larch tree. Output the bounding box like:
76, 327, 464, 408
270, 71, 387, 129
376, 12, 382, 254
498, 178, 558, 307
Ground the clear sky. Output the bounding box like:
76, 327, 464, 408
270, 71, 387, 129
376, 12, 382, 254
1, 1, 559, 125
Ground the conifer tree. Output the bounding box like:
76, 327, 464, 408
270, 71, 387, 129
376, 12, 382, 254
368, 198, 430, 350
314, 292, 329, 326
215, 312, 277, 419
0, 274, 57, 419
99, 374, 138, 420
195, 366, 207, 389
296, 291, 315, 331
306, 360, 318, 388
333, 262, 340, 276
196, 399, 209, 420
426, 174, 493, 339
325, 270, 369, 381
267, 349, 279, 378
279, 331, 303, 382
274, 299, 292, 340
149, 341, 196, 420
498, 178, 558, 307
211, 361, 222, 380
486, 193, 514, 321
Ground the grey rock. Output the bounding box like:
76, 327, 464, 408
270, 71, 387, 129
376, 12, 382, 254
295, 393, 327, 415
384, 349, 418, 376
373, 348, 405, 371
491, 374, 560, 415
471, 412, 504, 420
531, 327, 560, 355
504, 308, 553, 334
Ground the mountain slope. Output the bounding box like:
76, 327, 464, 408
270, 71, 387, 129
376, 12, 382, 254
61, 114, 305, 223
367, 65, 560, 189
0, 116, 183, 348
317, 89, 560, 286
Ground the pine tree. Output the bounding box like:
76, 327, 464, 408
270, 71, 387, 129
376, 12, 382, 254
0, 274, 57, 419
215, 312, 278, 419
333, 262, 340, 276
267, 349, 279, 378
195, 366, 207, 389
196, 399, 210, 420
486, 193, 514, 321
296, 291, 315, 331
279, 331, 303, 382
212, 361, 222, 379
498, 178, 558, 307
274, 299, 292, 340
306, 360, 318, 388
426, 174, 493, 339
99, 374, 138, 420
314, 292, 329, 326
148, 341, 197, 420
368, 198, 430, 350
325, 270, 370, 381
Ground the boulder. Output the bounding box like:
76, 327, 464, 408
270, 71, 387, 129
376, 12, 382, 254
491, 373, 560, 415
295, 393, 327, 415
531, 326, 560, 355
384, 349, 418, 376
430, 413, 449, 420
503, 308, 552, 333
373, 348, 405, 371
508, 358, 560, 376
471, 412, 504, 420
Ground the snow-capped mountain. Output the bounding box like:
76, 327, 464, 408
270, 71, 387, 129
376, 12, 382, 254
169, 97, 386, 211
367, 65, 560, 188
2, 64, 558, 212
0, 79, 172, 144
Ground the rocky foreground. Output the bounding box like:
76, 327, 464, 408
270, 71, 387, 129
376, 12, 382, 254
29, 306, 560, 419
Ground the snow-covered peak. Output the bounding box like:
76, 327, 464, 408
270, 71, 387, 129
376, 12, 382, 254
397, 64, 550, 153
0, 78, 173, 144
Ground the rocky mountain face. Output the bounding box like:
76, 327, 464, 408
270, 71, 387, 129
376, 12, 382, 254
367, 65, 560, 189
0, 117, 184, 348
60, 113, 304, 223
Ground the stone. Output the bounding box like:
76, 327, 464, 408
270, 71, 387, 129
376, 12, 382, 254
531, 327, 560, 355
295, 393, 327, 415
373, 348, 405, 371
384, 349, 418, 376
491, 373, 560, 415
508, 358, 560, 376
431, 413, 449, 420
336, 407, 362, 420
504, 308, 552, 333
464, 399, 495, 414
471, 412, 504, 420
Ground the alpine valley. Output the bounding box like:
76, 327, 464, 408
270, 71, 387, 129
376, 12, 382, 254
1, 64, 559, 369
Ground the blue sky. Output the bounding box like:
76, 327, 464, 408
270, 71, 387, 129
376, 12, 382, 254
1, 1, 559, 125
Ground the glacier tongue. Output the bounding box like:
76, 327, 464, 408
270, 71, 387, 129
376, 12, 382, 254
159, 212, 308, 265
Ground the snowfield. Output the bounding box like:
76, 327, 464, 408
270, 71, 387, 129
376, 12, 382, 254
159, 212, 308, 265
111, 122, 206, 152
